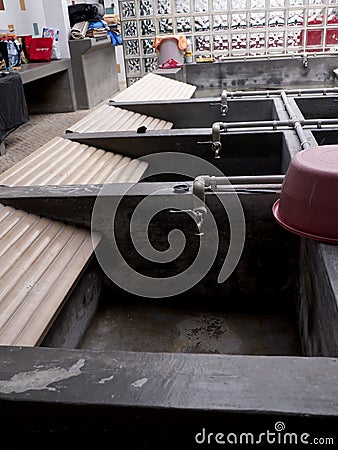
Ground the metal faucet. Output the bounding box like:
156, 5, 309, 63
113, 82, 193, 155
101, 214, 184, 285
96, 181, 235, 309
197, 122, 224, 158
209, 89, 228, 117
220, 90, 228, 116
212, 142, 221, 158
212, 122, 222, 158
169, 175, 211, 236
302, 53, 308, 68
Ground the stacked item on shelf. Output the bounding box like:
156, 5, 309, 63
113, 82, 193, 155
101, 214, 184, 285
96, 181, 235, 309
0, 30, 23, 69
68, 2, 105, 27
70, 21, 89, 40
104, 14, 121, 35
69, 5, 122, 44
104, 14, 122, 45
85, 19, 109, 38
0, 27, 60, 67
69, 2, 107, 40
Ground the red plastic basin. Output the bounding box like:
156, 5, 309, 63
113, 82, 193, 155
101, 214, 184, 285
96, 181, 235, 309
273, 145, 338, 244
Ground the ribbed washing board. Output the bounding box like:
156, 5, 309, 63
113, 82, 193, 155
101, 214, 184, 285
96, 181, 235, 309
67, 104, 173, 133
0, 137, 149, 186
112, 73, 197, 102
0, 203, 100, 346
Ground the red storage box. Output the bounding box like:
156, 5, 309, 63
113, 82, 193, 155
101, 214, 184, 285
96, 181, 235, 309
28, 37, 53, 62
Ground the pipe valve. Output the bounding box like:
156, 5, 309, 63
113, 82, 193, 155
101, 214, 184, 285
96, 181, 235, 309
212, 141, 222, 158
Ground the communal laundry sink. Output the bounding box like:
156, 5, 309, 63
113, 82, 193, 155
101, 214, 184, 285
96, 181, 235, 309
34, 185, 337, 359
38, 190, 300, 357
141, 132, 286, 180
110, 97, 279, 128
0, 184, 337, 447
67, 130, 294, 180
312, 129, 338, 145
294, 96, 338, 119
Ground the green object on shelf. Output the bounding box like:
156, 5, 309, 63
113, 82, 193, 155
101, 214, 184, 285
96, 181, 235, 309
33, 23, 39, 36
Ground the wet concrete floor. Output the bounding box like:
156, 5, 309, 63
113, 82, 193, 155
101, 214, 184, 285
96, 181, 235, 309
80, 297, 301, 356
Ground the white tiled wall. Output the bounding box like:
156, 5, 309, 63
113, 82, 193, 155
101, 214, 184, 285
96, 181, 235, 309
0, 0, 46, 36
44, 0, 71, 58
115, 44, 125, 84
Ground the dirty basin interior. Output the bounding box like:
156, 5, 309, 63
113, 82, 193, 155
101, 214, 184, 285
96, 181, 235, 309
41, 192, 301, 357
312, 129, 338, 146
294, 96, 338, 119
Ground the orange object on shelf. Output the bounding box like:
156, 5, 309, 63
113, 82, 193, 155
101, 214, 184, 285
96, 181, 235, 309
153, 35, 188, 51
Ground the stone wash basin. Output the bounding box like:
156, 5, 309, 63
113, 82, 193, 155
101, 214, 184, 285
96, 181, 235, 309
312, 129, 338, 145
42, 192, 301, 357
68, 130, 290, 181
1, 55, 338, 445
0, 185, 337, 446
110, 97, 279, 128
294, 96, 338, 119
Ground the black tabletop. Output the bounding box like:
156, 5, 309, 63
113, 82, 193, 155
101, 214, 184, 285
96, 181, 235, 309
0, 71, 28, 142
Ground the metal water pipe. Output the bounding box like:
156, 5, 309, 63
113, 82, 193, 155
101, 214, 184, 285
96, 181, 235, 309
280, 90, 311, 149
210, 115, 338, 153
191, 175, 284, 234
224, 87, 338, 98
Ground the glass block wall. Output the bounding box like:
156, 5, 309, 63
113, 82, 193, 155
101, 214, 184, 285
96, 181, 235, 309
119, 0, 338, 84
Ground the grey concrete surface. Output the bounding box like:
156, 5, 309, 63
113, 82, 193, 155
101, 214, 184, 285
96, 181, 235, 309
69, 37, 119, 109
183, 55, 338, 90
19, 60, 77, 114
299, 239, 338, 357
